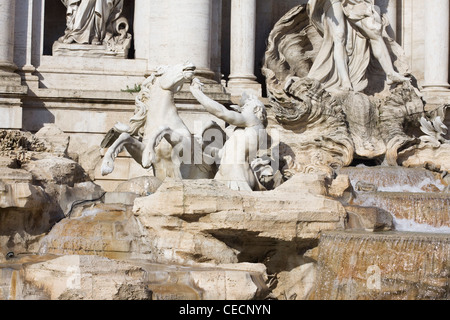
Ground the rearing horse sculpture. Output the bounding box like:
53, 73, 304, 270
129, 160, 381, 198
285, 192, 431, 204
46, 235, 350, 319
100, 62, 215, 180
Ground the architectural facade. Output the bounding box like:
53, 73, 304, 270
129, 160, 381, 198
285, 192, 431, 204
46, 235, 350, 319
1, 0, 449, 190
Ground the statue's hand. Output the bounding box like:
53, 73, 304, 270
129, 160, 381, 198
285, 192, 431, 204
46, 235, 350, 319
191, 77, 204, 91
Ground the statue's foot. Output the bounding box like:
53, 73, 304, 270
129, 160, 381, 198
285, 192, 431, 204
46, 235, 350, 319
63, 37, 75, 44
339, 85, 353, 92
387, 73, 410, 85
92, 37, 102, 45
338, 80, 353, 92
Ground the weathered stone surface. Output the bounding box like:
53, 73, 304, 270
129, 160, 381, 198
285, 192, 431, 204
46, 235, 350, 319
0, 129, 103, 261
312, 231, 450, 300
34, 124, 70, 155
0, 183, 47, 210
0, 130, 48, 154
146, 262, 268, 300
57, 181, 105, 216
401, 143, 450, 173
104, 192, 137, 206
0, 182, 51, 259
22, 255, 151, 300
76, 145, 102, 181
0, 156, 17, 169
114, 176, 162, 196
22, 156, 87, 186
328, 174, 352, 201
272, 262, 317, 300
38, 203, 148, 260
1, 255, 268, 300
133, 176, 347, 267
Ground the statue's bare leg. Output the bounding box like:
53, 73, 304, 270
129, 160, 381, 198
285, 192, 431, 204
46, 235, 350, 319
326, 2, 353, 91
355, 17, 410, 84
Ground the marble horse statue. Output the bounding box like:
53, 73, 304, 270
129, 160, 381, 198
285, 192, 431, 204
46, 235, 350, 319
100, 62, 216, 180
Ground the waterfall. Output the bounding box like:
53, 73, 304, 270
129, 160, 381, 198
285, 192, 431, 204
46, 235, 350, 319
339, 166, 450, 232
353, 192, 450, 230
339, 166, 446, 193
312, 231, 450, 300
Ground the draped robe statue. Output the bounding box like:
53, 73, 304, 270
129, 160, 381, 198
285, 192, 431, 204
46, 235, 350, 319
60, 0, 124, 45
307, 0, 409, 93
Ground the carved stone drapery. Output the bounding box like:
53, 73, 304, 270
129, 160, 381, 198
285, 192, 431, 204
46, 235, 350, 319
54, 0, 132, 58
262, 4, 428, 177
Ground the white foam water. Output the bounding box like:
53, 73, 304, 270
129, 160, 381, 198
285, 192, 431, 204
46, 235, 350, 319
350, 176, 446, 193
393, 217, 450, 234
375, 177, 446, 193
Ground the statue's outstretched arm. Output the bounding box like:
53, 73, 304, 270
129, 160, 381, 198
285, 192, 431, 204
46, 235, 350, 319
190, 78, 249, 127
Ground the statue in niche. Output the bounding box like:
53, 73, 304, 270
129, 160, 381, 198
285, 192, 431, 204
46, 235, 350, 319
190, 78, 275, 191
55, 0, 131, 58
100, 62, 216, 180
307, 0, 410, 93
60, 0, 123, 45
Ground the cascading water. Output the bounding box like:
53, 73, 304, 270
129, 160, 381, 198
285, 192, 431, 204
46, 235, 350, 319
312, 166, 450, 300
0, 255, 54, 300
353, 193, 450, 229
312, 231, 450, 300
339, 166, 450, 233
0, 268, 19, 300
339, 166, 447, 193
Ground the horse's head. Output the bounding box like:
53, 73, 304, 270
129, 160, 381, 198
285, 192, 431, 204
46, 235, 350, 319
154, 62, 196, 93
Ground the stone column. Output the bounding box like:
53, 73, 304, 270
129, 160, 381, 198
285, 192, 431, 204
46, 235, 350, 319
423, 0, 450, 90
133, 0, 150, 61
145, 0, 215, 79
0, 0, 18, 77
227, 0, 261, 96
374, 0, 397, 39
0, 0, 27, 130
386, 0, 397, 40
19, 0, 39, 90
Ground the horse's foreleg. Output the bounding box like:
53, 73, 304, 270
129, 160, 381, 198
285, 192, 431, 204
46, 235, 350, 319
101, 133, 143, 176
142, 127, 184, 168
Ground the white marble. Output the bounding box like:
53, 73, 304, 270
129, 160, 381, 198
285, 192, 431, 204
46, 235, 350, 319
375, 0, 397, 39
307, 0, 409, 93
0, 0, 17, 73
227, 0, 261, 96
145, 0, 214, 79
101, 63, 218, 181
386, 0, 397, 39
0, 104, 22, 129
190, 78, 269, 191
423, 0, 450, 90
133, 0, 150, 61
58, 0, 124, 45
2, 0, 450, 185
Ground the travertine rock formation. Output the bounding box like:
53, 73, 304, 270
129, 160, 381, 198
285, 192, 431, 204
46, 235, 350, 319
1, 254, 268, 300
133, 175, 347, 271
0, 127, 104, 261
